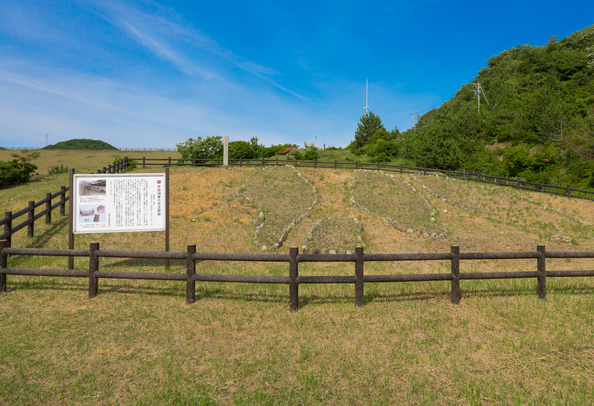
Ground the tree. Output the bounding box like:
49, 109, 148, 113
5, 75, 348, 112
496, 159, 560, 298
352, 111, 385, 149
176, 136, 223, 160
229, 141, 255, 159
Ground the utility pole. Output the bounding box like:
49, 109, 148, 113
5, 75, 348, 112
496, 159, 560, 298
364, 79, 369, 116
471, 83, 490, 113
409, 114, 421, 131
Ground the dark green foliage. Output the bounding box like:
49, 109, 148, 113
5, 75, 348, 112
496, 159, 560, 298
229, 140, 298, 159
176, 136, 223, 160
303, 146, 320, 161
43, 139, 117, 150
47, 164, 69, 175
0, 160, 37, 187
352, 112, 385, 150
399, 126, 465, 170
373, 24, 594, 189
365, 128, 399, 159
229, 141, 255, 159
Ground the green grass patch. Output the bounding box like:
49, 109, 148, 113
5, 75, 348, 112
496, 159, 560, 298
351, 170, 444, 234
243, 166, 316, 249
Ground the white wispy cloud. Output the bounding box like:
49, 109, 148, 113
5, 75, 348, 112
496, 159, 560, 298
90, 0, 312, 101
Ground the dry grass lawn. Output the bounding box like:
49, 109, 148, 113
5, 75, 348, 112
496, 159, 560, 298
1, 157, 594, 405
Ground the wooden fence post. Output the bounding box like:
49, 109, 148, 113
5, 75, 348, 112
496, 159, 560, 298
89, 242, 99, 299
334, 160, 337, 169
517, 178, 520, 188
567, 186, 571, 196
355, 246, 364, 307
315, 159, 317, 169
537, 245, 546, 299
451, 246, 460, 304
377, 162, 380, 171
45, 193, 52, 225
276, 156, 279, 166
423, 167, 426, 175
355, 161, 358, 169
4, 212, 12, 248
60, 187, 66, 216
168, 157, 172, 167
262, 157, 265, 167
0, 240, 7, 292
240, 157, 242, 167
541, 182, 544, 192
143, 157, 146, 169
294, 157, 297, 167
186, 244, 196, 304
289, 247, 299, 312
27, 201, 34, 238
400, 164, 403, 174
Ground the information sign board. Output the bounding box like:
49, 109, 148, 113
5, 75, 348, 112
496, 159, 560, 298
72, 173, 166, 234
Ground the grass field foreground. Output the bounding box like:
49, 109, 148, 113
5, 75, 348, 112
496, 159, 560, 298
2, 158, 594, 404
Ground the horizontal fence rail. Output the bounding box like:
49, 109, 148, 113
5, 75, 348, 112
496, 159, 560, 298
130, 156, 594, 201
1, 157, 132, 245
2, 242, 593, 310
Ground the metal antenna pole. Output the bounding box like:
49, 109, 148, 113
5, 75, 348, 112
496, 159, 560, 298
364, 79, 369, 116
479, 83, 490, 108
409, 114, 416, 131
471, 82, 490, 113
409, 114, 421, 131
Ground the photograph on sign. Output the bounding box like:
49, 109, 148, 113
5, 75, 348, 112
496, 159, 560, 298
73, 173, 166, 234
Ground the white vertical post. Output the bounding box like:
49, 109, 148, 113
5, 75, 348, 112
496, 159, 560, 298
223, 135, 229, 167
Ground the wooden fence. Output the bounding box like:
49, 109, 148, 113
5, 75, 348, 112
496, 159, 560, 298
133, 156, 594, 201
1, 157, 131, 246
2, 241, 594, 309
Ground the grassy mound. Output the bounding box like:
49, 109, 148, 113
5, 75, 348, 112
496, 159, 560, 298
350, 170, 444, 235
242, 165, 316, 250
302, 216, 363, 254
415, 174, 589, 240
43, 139, 117, 150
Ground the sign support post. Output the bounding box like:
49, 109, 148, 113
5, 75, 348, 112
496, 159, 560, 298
165, 167, 170, 268
68, 168, 75, 270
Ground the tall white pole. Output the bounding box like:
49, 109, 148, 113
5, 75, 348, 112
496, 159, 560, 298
364, 79, 369, 116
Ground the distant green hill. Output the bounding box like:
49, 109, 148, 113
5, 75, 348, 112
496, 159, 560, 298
400, 24, 594, 189
354, 25, 594, 190
44, 139, 118, 150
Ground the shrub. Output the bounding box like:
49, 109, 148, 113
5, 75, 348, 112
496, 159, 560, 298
47, 164, 69, 175
229, 141, 255, 159
176, 136, 223, 160
303, 146, 320, 161
0, 160, 37, 187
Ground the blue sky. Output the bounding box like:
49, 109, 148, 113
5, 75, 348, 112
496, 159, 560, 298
1, 0, 593, 149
